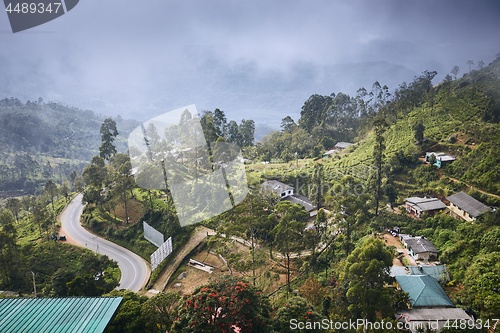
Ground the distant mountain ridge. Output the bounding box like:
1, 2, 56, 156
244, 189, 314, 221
0, 98, 138, 193
0, 98, 137, 159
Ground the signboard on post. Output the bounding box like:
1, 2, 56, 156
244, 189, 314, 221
143, 221, 164, 247
150, 236, 173, 271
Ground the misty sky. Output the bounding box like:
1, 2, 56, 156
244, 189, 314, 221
1, 0, 499, 129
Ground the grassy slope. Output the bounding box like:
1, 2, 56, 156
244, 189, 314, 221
321, 58, 500, 196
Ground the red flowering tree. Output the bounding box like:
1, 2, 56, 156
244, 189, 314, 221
172, 276, 271, 333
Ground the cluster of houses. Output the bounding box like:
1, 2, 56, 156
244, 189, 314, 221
405, 191, 492, 222
261, 148, 492, 332
393, 272, 472, 332
262, 178, 483, 332
397, 191, 493, 331
389, 234, 473, 332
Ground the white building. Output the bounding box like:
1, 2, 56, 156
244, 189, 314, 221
261, 180, 294, 198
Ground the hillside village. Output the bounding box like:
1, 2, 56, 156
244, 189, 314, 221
0, 55, 499, 332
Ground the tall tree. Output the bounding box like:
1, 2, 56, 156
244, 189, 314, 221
82, 156, 108, 207
225, 120, 240, 144
5, 198, 21, 223
451, 65, 460, 79
309, 163, 325, 210
31, 200, 51, 239
200, 111, 219, 143
111, 153, 135, 224
0, 220, 18, 287
343, 237, 394, 321
238, 119, 255, 147
141, 292, 181, 333
280, 116, 296, 133
467, 60, 475, 73
372, 117, 388, 216
304, 208, 327, 271
213, 108, 227, 137
327, 175, 370, 256
413, 120, 425, 144
99, 118, 119, 161
298, 94, 333, 133
44, 180, 58, 211
273, 201, 308, 292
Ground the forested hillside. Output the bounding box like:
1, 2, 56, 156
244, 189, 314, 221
0, 98, 138, 195
254, 55, 500, 197
334, 55, 500, 195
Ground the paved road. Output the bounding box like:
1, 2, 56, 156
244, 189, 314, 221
59, 194, 150, 292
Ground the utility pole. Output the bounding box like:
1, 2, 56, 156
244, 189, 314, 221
31, 271, 37, 297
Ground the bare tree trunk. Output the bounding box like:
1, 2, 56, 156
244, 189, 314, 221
123, 192, 129, 224
286, 253, 291, 293
251, 230, 256, 286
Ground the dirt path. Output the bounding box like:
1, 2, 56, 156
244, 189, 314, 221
383, 233, 417, 266
446, 176, 500, 200
146, 226, 215, 296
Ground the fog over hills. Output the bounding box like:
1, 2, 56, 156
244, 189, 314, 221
0, 53, 417, 134
1, 0, 499, 133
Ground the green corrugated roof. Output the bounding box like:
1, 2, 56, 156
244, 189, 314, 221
395, 275, 454, 308
0, 297, 122, 333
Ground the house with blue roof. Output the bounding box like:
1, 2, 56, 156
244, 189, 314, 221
393, 269, 471, 332
395, 275, 453, 308
425, 152, 456, 168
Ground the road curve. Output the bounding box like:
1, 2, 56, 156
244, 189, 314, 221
59, 194, 150, 292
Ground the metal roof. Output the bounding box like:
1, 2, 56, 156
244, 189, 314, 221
390, 266, 409, 277
397, 308, 470, 321
334, 142, 353, 149
405, 197, 447, 212
446, 191, 491, 218
0, 297, 122, 333
425, 152, 456, 162
395, 275, 454, 308
284, 194, 315, 212
408, 265, 449, 282
261, 180, 294, 194
322, 149, 336, 155
397, 308, 471, 333
404, 237, 438, 254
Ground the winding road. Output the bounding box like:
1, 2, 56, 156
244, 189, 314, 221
59, 194, 150, 292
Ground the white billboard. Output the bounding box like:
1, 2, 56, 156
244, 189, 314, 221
151, 236, 173, 271
143, 221, 164, 247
